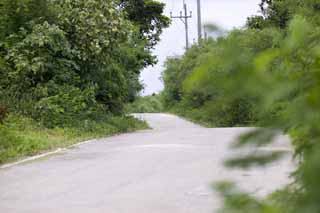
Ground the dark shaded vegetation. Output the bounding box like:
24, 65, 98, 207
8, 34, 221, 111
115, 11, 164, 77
0, 105, 7, 123
162, 0, 320, 212
0, 0, 169, 163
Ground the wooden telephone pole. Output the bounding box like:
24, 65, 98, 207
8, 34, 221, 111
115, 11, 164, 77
197, 0, 202, 42
170, 1, 192, 49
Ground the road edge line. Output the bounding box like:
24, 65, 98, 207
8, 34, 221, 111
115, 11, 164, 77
0, 139, 97, 170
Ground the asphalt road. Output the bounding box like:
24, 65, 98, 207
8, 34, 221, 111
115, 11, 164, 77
0, 113, 294, 213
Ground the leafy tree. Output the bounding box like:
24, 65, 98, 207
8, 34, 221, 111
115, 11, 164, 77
53, 0, 132, 112
0, 0, 167, 162
0, 0, 169, 124
247, 0, 320, 29
120, 0, 171, 50
247, 0, 297, 29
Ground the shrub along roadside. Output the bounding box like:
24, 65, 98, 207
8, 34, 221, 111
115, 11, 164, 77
166, 98, 258, 128
0, 114, 148, 165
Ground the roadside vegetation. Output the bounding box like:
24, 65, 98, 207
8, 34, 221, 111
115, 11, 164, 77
162, 0, 320, 212
0, 114, 147, 164
0, 0, 169, 164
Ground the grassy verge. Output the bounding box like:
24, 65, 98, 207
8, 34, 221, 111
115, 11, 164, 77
0, 114, 148, 165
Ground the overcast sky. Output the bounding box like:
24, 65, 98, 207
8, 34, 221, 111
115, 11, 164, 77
140, 0, 261, 95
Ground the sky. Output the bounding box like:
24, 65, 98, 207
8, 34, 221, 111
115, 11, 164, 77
140, 0, 261, 95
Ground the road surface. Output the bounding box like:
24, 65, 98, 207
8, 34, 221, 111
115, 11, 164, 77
0, 113, 294, 213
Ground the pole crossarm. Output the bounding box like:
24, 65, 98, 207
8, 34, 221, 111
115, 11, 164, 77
170, 13, 192, 19
170, 2, 192, 49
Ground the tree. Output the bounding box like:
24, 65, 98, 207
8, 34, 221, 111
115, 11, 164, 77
119, 0, 170, 50
247, 0, 320, 30
0, 0, 169, 121
247, 0, 297, 29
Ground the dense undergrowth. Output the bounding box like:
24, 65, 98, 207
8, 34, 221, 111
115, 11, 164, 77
163, 0, 320, 212
0, 0, 169, 164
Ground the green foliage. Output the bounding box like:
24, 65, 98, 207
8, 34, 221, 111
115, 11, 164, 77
119, 0, 171, 49
163, 1, 320, 212
162, 45, 208, 108
216, 182, 283, 213
0, 0, 168, 163
162, 29, 278, 127
0, 0, 54, 40
225, 10, 320, 213
125, 94, 163, 113
48, 0, 135, 112
4, 22, 77, 95
246, 0, 320, 29
0, 0, 169, 123
34, 86, 102, 128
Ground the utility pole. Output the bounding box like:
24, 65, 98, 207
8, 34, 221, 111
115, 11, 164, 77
170, 1, 192, 49
204, 25, 208, 41
197, 0, 202, 43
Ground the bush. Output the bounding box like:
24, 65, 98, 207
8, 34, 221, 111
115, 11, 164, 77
34, 86, 104, 128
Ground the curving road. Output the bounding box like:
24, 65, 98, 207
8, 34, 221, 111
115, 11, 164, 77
0, 113, 294, 213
